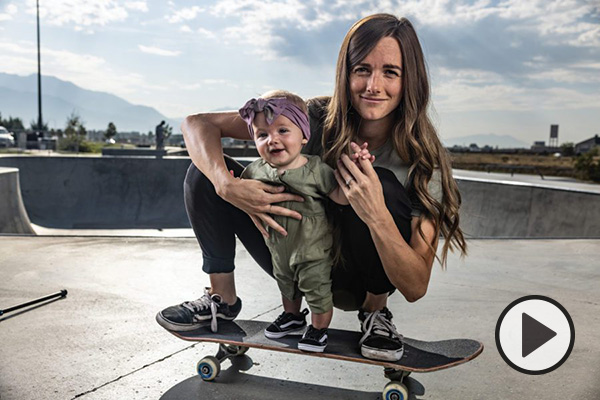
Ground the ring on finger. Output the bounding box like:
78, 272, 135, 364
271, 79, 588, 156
345, 177, 355, 187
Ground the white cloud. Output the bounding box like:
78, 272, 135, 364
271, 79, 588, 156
202, 79, 238, 87
166, 6, 204, 23
124, 1, 148, 12
528, 68, 600, 84
138, 45, 181, 57
171, 79, 239, 91
177, 24, 215, 39
0, 39, 164, 99
570, 61, 600, 69
197, 27, 215, 39
0, 3, 18, 21
435, 79, 600, 113
521, 56, 600, 83
26, 0, 129, 29
6, 3, 18, 14
495, 0, 599, 47
210, 0, 339, 60
205, 0, 600, 62
435, 67, 505, 85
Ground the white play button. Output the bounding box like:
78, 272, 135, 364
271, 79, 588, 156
496, 295, 575, 375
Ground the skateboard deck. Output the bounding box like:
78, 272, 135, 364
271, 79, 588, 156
161, 319, 483, 399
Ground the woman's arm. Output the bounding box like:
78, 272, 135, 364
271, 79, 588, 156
368, 212, 437, 302
181, 112, 304, 237
334, 154, 437, 302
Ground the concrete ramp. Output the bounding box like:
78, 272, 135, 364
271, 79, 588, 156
457, 178, 600, 238
0, 167, 35, 234
0, 156, 191, 229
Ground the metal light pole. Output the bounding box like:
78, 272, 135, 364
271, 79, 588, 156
36, 0, 43, 138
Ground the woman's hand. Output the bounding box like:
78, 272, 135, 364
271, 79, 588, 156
333, 153, 386, 226
219, 176, 304, 238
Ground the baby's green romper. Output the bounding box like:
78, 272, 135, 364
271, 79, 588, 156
241, 155, 337, 314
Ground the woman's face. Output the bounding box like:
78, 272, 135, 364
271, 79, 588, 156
349, 36, 403, 126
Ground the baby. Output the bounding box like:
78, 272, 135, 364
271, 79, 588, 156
238, 90, 371, 352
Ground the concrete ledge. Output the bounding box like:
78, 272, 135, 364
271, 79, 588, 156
457, 178, 600, 238
0, 156, 191, 229
0, 167, 35, 234
102, 148, 167, 157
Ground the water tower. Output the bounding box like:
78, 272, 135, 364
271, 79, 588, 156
549, 124, 559, 148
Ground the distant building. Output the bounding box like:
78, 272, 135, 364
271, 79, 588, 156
575, 135, 600, 155
531, 140, 556, 154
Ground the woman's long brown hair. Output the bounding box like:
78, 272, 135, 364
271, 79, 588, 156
323, 14, 467, 267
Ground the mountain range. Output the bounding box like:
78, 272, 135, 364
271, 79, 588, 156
0, 73, 181, 132
0, 73, 530, 148
442, 133, 529, 149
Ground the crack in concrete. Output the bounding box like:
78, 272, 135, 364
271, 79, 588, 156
70, 343, 198, 399
70, 307, 281, 399
249, 304, 282, 321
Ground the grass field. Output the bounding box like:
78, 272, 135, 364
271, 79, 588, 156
450, 152, 576, 177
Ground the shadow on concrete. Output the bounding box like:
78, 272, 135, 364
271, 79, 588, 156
160, 355, 425, 400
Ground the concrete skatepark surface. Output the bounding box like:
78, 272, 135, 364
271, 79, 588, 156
1, 236, 599, 400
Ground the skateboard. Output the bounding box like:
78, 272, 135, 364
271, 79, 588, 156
161, 319, 483, 400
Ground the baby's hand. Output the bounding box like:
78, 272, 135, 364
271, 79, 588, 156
350, 141, 375, 165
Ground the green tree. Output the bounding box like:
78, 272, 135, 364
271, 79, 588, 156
104, 122, 117, 141
59, 112, 87, 152
560, 142, 575, 157
0, 113, 25, 131
574, 147, 600, 182
29, 119, 48, 132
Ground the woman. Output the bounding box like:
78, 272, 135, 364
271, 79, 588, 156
156, 14, 467, 362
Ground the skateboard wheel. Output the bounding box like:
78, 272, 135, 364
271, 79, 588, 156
383, 381, 408, 400
197, 356, 221, 381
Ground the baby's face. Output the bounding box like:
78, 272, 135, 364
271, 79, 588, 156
252, 112, 306, 170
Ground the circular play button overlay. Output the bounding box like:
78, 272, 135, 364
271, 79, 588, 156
495, 295, 575, 375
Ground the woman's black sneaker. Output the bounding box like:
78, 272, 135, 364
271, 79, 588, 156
298, 325, 328, 353
264, 309, 308, 339
156, 288, 242, 332
358, 307, 404, 361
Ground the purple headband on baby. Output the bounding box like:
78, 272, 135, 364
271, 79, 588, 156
238, 97, 310, 140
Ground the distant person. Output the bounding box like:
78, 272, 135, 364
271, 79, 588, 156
158, 14, 467, 362
156, 120, 165, 150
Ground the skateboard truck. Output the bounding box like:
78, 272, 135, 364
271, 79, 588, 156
197, 343, 249, 381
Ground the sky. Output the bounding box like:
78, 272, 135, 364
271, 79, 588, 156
0, 0, 599, 144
